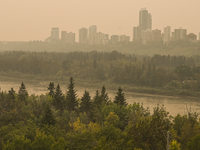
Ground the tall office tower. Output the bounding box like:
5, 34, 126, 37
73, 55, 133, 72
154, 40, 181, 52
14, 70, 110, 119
61, 31, 67, 43
152, 29, 162, 41
174, 28, 187, 40
164, 26, 171, 44
96, 32, 104, 45
141, 30, 152, 44
89, 25, 97, 45
133, 26, 141, 42
51, 28, 59, 40
104, 34, 110, 44
89, 25, 97, 34
79, 28, 88, 44
111, 35, 119, 44
67, 32, 76, 43
139, 8, 152, 31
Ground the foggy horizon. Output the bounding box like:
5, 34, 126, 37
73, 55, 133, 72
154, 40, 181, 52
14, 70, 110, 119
0, 0, 200, 41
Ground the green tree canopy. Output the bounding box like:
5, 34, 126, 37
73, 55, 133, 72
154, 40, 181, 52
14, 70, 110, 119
66, 77, 78, 112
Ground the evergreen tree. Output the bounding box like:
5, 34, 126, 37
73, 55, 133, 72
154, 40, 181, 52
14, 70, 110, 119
114, 87, 127, 107
66, 77, 78, 112
40, 104, 56, 126
8, 87, 15, 101
100, 85, 109, 105
6, 88, 16, 110
18, 82, 28, 103
53, 84, 64, 113
79, 90, 91, 115
47, 82, 55, 98
93, 90, 100, 108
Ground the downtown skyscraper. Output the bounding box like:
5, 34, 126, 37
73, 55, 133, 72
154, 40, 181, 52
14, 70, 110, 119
139, 8, 152, 31
79, 28, 88, 44
133, 8, 152, 43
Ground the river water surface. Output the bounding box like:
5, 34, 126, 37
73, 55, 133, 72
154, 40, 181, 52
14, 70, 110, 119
1, 78, 200, 116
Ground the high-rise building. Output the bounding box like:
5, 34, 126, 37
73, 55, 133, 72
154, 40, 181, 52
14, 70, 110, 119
67, 32, 75, 43
96, 32, 105, 45
89, 25, 97, 34
133, 26, 141, 42
61, 31, 75, 43
152, 29, 162, 41
79, 28, 88, 44
89, 25, 97, 45
141, 29, 152, 44
111, 35, 119, 44
133, 8, 152, 44
187, 33, 197, 41
51, 28, 59, 40
174, 28, 187, 40
61, 31, 67, 43
139, 8, 152, 31
164, 26, 171, 44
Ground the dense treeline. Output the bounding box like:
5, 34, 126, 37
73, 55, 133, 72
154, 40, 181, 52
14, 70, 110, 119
1, 51, 200, 96
1, 40, 200, 54
0, 78, 199, 149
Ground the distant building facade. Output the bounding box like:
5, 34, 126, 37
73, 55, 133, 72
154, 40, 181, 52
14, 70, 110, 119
174, 28, 187, 40
111, 35, 119, 44
133, 8, 152, 44
45, 27, 60, 43
79, 28, 88, 44
67, 32, 75, 43
61, 31, 75, 43
61, 31, 67, 43
152, 29, 162, 42
139, 8, 152, 30
119, 35, 130, 43
133, 26, 141, 42
164, 26, 171, 44
51, 28, 59, 41
141, 30, 152, 44
187, 33, 197, 41
89, 25, 97, 45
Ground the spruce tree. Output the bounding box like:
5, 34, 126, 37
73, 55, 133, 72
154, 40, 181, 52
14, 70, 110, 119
114, 87, 127, 107
18, 82, 28, 103
100, 85, 109, 104
93, 90, 100, 107
53, 84, 64, 113
66, 77, 78, 112
40, 104, 56, 126
7, 88, 15, 110
47, 82, 55, 98
8, 87, 15, 101
79, 90, 91, 115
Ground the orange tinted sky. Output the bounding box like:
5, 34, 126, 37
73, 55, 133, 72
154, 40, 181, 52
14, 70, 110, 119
0, 0, 199, 41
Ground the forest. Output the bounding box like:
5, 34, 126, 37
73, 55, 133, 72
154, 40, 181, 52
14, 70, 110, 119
1, 51, 200, 97
0, 78, 199, 150
0, 40, 200, 55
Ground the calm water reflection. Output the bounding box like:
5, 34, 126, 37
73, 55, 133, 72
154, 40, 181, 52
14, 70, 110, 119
1, 79, 200, 116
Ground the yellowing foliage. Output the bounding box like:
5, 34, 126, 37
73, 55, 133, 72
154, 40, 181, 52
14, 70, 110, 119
72, 117, 86, 132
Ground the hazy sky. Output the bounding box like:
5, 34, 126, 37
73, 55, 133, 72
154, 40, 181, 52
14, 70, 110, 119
0, 0, 199, 41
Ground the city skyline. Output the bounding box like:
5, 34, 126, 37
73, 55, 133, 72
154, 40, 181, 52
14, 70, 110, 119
0, 0, 200, 41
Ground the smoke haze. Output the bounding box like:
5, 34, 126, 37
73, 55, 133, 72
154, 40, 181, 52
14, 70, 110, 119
0, 0, 199, 41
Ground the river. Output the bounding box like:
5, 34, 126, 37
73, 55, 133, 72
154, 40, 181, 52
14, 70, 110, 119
0, 77, 200, 116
